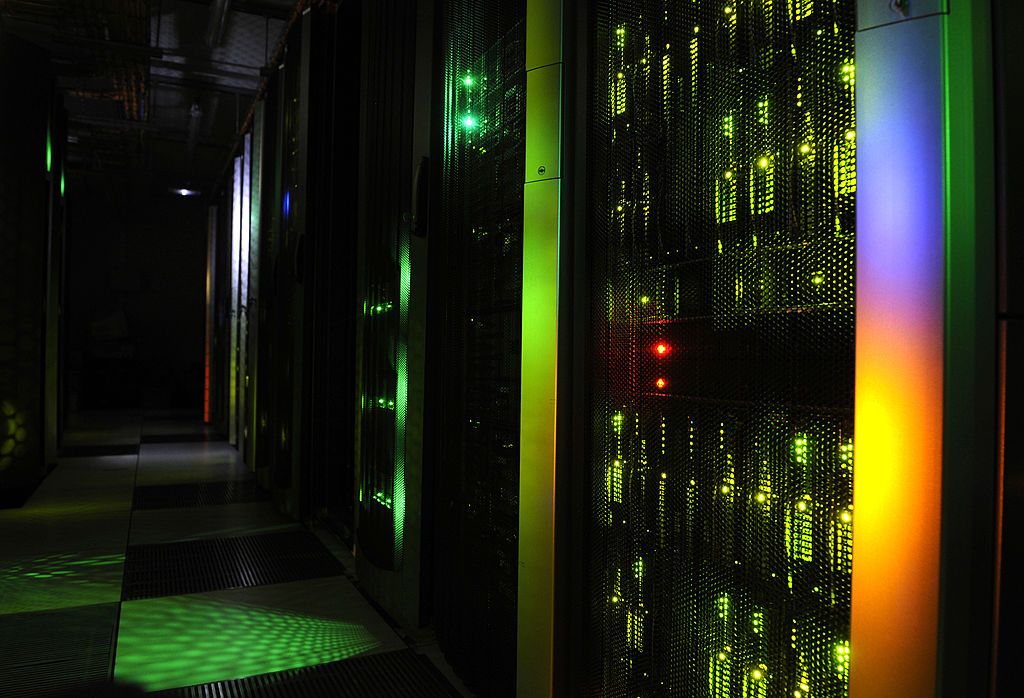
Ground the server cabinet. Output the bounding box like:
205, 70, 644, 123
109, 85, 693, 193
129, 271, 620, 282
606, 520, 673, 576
513, 1, 997, 697
585, 1, 857, 695
994, 0, 1023, 694
433, 0, 527, 693
353, 0, 434, 627
0, 35, 57, 501
248, 22, 307, 517
242, 107, 264, 472
254, 66, 283, 496
304, 0, 363, 538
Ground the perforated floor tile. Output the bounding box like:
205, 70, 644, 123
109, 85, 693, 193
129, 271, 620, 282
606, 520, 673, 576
148, 649, 460, 697
0, 603, 117, 696
133, 480, 269, 509
121, 530, 346, 600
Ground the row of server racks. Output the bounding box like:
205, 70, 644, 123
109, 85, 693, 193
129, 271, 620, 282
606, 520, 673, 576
203, 1, 1020, 696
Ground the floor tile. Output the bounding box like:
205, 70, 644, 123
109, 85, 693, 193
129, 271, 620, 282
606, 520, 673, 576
129, 501, 300, 546
0, 603, 117, 696
132, 480, 270, 510
122, 530, 345, 600
0, 548, 125, 615
147, 649, 460, 697
115, 577, 406, 692
136, 443, 251, 486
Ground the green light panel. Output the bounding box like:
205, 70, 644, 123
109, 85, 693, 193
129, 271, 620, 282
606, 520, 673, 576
587, 1, 856, 695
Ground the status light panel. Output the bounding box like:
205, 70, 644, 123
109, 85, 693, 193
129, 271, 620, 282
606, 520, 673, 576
588, 1, 856, 696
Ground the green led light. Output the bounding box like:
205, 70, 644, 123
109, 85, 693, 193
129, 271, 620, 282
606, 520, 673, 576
461, 113, 478, 130
463, 74, 475, 88
60, 169, 65, 197
811, 272, 825, 285
46, 128, 52, 173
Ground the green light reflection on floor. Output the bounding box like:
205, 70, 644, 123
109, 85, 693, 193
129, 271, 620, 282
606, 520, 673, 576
0, 551, 125, 614
114, 594, 383, 691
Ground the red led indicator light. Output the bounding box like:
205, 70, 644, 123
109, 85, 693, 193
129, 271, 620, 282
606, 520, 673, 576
654, 342, 670, 356
655, 377, 667, 390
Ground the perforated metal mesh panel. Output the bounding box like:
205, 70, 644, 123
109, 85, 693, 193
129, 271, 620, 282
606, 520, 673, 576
435, 1, 526, 693
587, 2, 856, 695
356, 0, 418, 571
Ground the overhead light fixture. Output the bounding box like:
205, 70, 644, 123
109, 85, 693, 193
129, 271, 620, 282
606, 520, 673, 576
172, 187, 200, 197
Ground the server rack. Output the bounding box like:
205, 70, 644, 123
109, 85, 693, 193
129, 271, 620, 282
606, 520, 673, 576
433, 0, 528, 693
352, 0, 434, 627
585, 2, 857, 696
0, 34, 59, 501
253, 63, 283, 497
505, 1, 998, 696
242, 107, 264, 472
304, 0, 363, 538
994, 0, 1022, 694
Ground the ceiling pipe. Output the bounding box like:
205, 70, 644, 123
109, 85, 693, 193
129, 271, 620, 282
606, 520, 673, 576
204, 0, 232, 48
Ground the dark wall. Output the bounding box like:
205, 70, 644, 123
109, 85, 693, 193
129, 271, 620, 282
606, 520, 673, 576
65, 176, 207, 410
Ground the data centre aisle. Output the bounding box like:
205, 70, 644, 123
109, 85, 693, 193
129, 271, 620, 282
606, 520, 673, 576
0, 412, 464, 697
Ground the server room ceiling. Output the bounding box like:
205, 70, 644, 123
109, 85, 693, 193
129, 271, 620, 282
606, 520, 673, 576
0, 0, 290, 196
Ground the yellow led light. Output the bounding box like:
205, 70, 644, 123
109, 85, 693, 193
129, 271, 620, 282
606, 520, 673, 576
800, 143, 811, 154
724, 170, 734, 180
846, 129, 856, 141
640, 295, 650, 304
661, 472, 667, 479
797, 500, 807, 512
718, 652, 727, 661
756, 492, 767, 503
721, 485, 731, 494
841, 510, 852, 523
751, 668, 763, 680
758, 157, 769, 169
724, 6, 734, 14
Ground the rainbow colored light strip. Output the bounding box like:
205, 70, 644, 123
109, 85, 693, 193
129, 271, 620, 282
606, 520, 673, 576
851, 16, 945, 697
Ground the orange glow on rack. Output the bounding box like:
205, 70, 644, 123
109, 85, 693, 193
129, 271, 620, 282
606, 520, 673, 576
654, 342, 670, 356
655, 377, 667, 390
